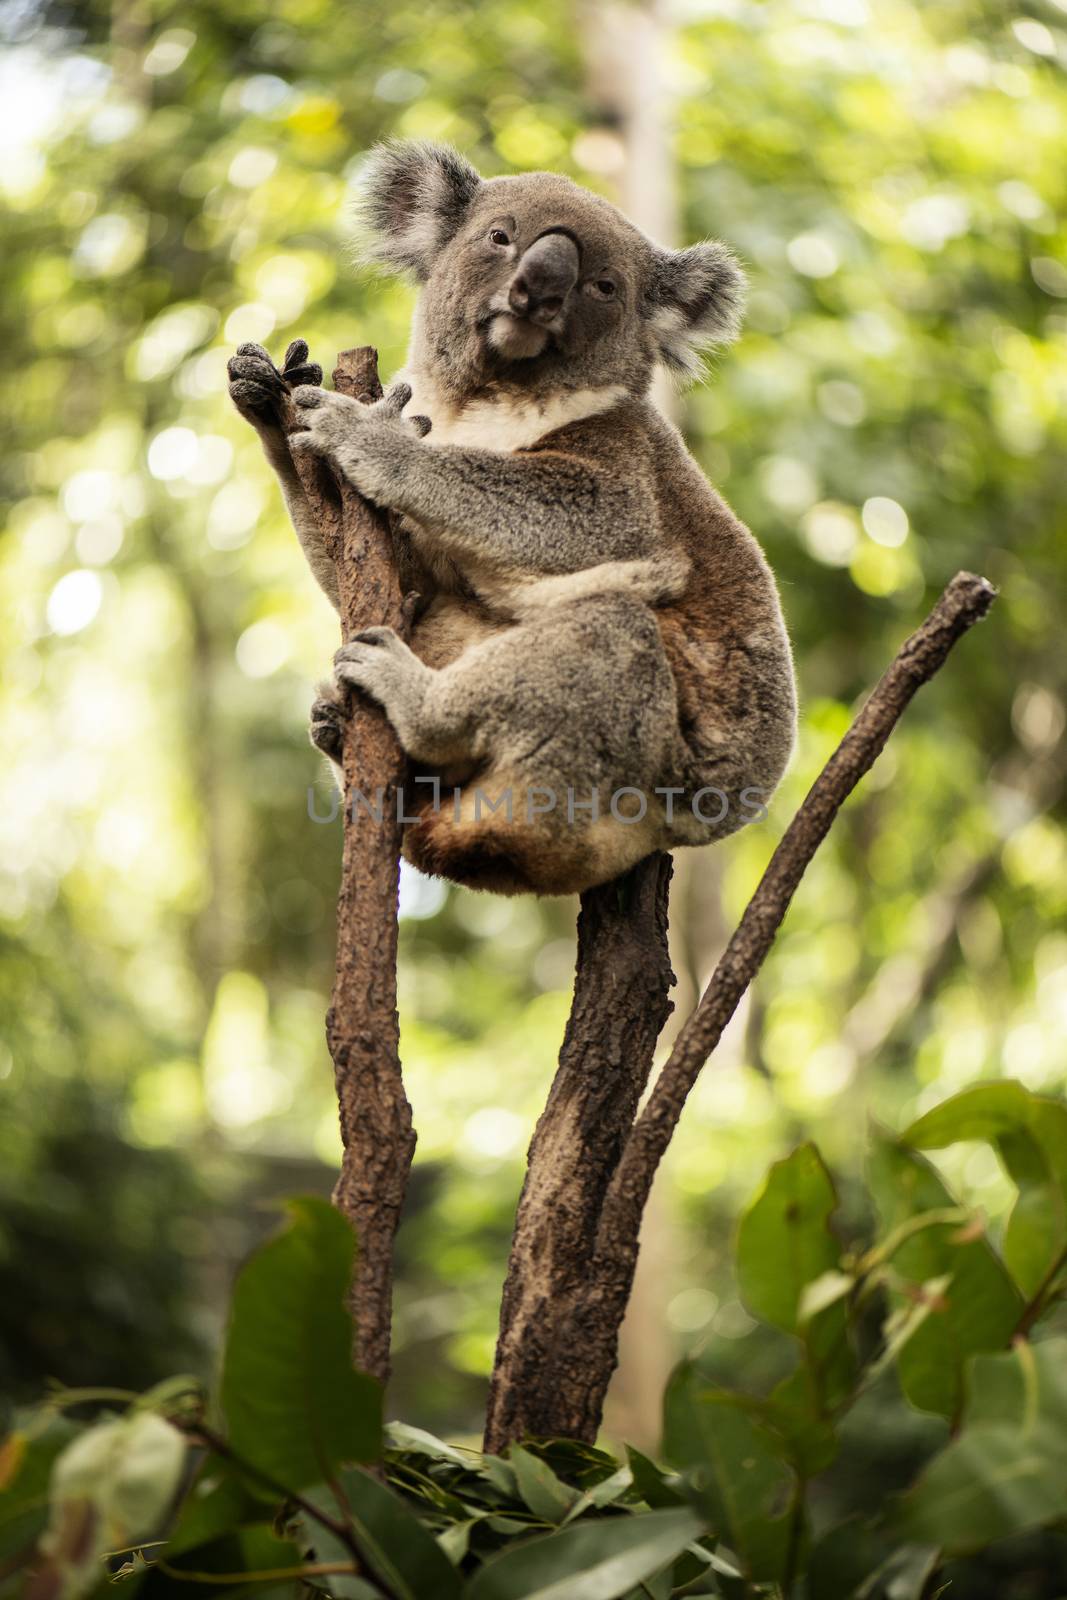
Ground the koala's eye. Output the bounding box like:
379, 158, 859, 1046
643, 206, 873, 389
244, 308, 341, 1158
595, 278, 617, 298
489, 228, 511, 247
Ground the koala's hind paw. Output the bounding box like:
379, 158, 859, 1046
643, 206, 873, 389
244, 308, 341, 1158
227, 340, 323, 426
334, 628, 421, 708
309, 682, 348, 764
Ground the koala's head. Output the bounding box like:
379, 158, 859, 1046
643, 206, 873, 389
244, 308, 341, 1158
355, 141, 745, 401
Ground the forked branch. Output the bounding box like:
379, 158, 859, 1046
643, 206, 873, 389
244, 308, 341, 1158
486, 570, 997, 1446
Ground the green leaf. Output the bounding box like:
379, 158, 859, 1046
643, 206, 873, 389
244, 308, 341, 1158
330, 1465, 462, 1600
163, 1524, 305, 1584
438, 1516, 480, 1562
0, 1418, 77, 1562
561, 1468, 633, 1525
621, 1563, 673, 1600
808, 1521, 940, 1600
162, 1459, 262, 1558
523, 1439, 624, 1489
905, 1082, 1067, 1299
894, 1339, 1067, 1554
480, 1456, 519, 1499
737, 1146, 854, 1471
52, 1411, 187, 1547
905, 1080, 1034, 1146
762, 1367, 838, 1477
867, 1134, 1022, 1417
662, 1365, 797, 1583
384, 1423, 471, 1468
464, 1507, 703, 1600
624, 1449, 684, 1511
509, 1446, 581, 1524
219, 1198, 381, 1494
806, 1519, 891, 1600
737, 1144, 841, 1333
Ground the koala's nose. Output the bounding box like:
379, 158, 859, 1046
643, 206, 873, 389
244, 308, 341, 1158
508, 231, 580, 322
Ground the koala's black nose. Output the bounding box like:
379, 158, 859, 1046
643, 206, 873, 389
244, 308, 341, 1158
508, 231, 580, 322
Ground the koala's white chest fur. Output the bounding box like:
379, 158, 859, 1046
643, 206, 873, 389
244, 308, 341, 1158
396, 368, 627, 453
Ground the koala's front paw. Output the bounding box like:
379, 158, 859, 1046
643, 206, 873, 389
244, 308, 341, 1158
309, 680, 348, 765
227, 339, 324, 428
288, 385, 364, 456
290, 382, 424, 503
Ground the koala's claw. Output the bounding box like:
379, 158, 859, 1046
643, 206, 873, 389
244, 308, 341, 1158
335, 628, 400, 669
352, 626, 398, 649
228, 341, 323, 425
381, 381, 413, 415
381, 382, 431, 438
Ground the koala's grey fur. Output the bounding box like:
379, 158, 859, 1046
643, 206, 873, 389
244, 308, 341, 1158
228, 142, 796, 896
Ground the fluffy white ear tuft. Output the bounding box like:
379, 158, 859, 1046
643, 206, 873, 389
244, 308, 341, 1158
353, 140, 482, 280
647, 241, 747, 380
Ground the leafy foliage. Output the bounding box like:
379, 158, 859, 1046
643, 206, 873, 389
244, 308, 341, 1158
5, 1085, 1067, 1599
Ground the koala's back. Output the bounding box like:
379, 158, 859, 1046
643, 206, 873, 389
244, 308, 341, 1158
640, 405, 797, 797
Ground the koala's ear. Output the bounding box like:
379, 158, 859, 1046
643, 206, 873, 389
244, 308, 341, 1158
355, 140, 482, 279
647, 241, 746, 379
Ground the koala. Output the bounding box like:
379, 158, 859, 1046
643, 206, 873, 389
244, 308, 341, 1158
227, 141, 796, 896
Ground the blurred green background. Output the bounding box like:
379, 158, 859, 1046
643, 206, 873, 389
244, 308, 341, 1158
1, 0, 1065, 1459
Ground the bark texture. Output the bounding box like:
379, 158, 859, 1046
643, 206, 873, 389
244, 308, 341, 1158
283, 348, 416, 1383
483, 854, 674, 1453
485, 570, 997, 1446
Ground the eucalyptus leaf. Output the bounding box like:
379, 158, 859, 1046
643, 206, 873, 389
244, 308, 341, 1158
307, 1467, 462, 1600
867, 1135, 1021, 1417
737, 1144, 854, 1455
384, 1422, 472, 1467
905, 1081, 1067, 1299
624, 1449, 685, 1511
894, 1337, 1067, 1554
737, 1144, 841, 1333
219, 1198, 381, 1494
162, 1458, 261, 1558
0, 1418, 76, 1563
509, 1445, 581, 1524
464, 1507, 703, 1600
662, 1364, 797, 1583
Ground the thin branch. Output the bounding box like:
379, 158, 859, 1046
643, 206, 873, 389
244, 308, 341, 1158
282, 348, 416, 1384
155, 1559, 360, 1585
178, 1424, 354, 1549
1014, 1241, 1067, 1340
490, 570, 997, 1444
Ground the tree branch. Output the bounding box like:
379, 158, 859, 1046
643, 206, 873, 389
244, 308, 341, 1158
483, 853, 675, 1453
488, 569, 996, 1445
282, 348, 416, 1384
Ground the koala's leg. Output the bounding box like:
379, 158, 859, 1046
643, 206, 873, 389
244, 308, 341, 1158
334, 628, 476, 766
228, 342, 341, 611
336, 594, 684, 893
